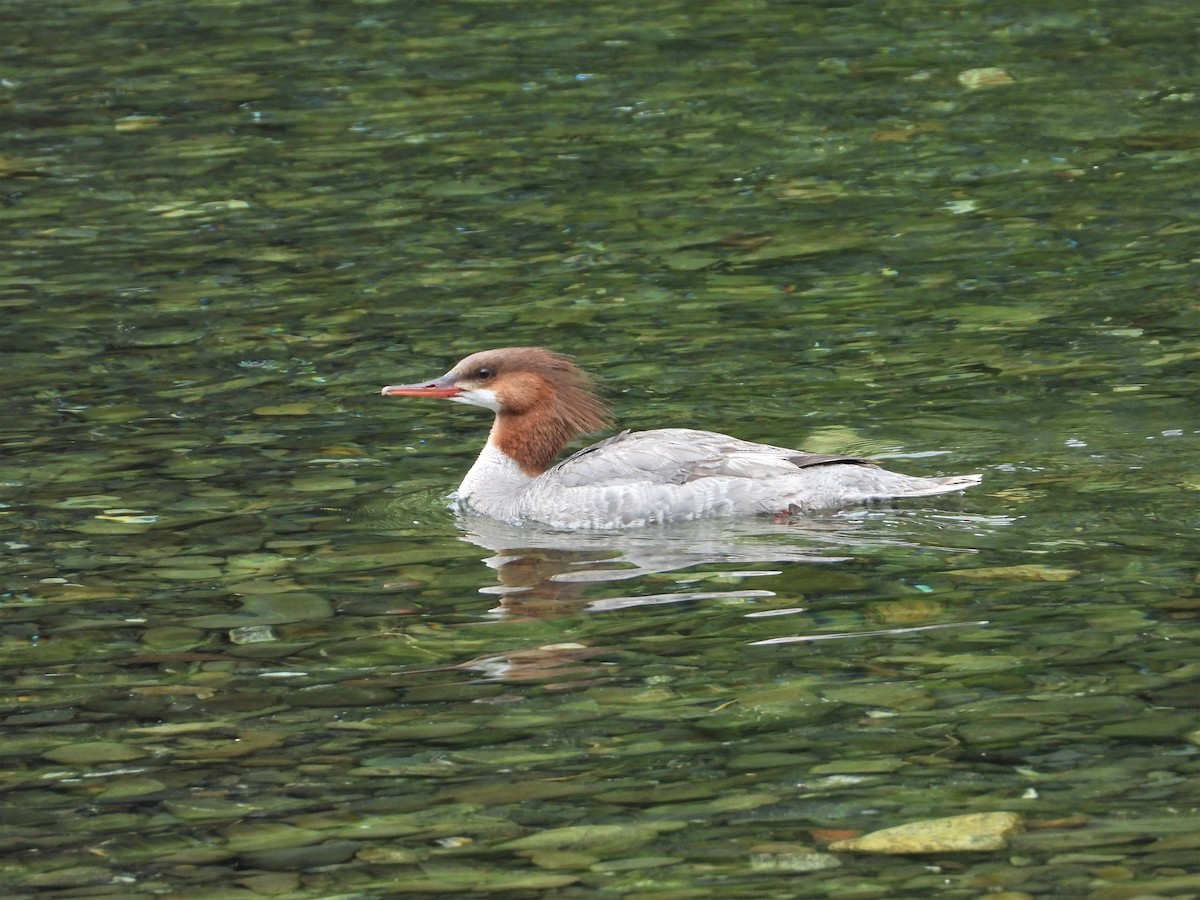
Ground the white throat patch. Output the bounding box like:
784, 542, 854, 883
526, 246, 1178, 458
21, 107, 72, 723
451, 387, 501, 412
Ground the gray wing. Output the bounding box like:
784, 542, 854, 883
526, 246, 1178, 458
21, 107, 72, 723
549, 428, 871, 488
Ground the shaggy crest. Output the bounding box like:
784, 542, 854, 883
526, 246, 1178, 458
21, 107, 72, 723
454, 347, 612, 474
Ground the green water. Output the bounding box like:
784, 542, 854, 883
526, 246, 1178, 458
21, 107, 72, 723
3, 0, 1199, 897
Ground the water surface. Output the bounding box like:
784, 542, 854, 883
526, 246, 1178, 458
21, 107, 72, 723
3, 0, 1199, 896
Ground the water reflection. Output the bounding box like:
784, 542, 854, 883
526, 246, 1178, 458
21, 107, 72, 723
452, 508, 1012, 616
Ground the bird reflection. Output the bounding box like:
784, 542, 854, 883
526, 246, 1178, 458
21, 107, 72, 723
351, 496, 1010, 685
457, 510, 944, 617
355, 490, 1010, 618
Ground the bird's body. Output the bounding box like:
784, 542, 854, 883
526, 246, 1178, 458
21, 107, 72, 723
381, 347, 981, 530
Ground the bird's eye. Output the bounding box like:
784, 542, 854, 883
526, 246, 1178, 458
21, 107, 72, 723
477, 367, 494, 379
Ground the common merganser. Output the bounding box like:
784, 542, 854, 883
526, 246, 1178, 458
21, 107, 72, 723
381, 347, 982, 530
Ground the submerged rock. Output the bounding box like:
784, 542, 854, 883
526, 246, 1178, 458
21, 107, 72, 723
829, 812, 1022, 854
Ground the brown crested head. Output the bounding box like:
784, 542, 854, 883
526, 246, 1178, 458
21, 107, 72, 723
452, 347, 613, 474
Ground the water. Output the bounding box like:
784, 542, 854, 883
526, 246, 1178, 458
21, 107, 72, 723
3, 0, 1200, 896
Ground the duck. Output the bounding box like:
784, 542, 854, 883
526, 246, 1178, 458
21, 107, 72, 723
381, 347, 981, 529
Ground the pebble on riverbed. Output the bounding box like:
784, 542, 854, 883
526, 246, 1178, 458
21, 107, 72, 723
958, 66, 1015, 89
828, 812, 1022, 854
